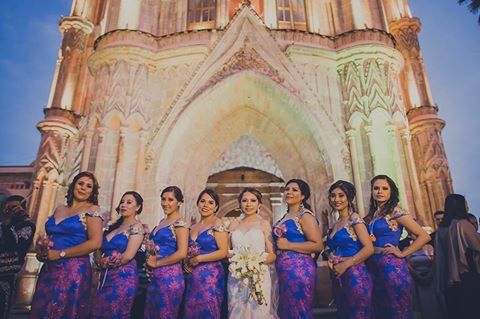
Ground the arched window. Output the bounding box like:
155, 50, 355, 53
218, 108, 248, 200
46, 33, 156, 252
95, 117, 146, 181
188, 0, 216, 29
276, 0, 307, 30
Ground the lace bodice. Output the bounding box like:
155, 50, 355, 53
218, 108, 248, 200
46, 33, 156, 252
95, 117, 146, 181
231, 227, 266, 252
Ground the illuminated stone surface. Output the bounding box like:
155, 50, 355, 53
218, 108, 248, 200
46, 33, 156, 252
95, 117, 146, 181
19, 0, 453, 308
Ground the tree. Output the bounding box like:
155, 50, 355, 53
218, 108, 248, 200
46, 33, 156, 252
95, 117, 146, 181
458, 0, 480, 24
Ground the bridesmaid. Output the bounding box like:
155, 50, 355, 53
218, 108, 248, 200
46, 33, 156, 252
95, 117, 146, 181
30, 171, 103, 319
183, 189, 228, 319
367, 175, 430, 319
91, 191, 145, 318
144, 186, 188, 318
273, 179, 323, 319
326, 180, 374, 319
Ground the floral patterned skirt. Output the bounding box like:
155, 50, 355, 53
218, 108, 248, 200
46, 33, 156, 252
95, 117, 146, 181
30, 256, 92, 319
333, 262, 373, 319
144, 263, 185, 319
276, 251, 316, 319
90, 260, 138, 318
184, 261, 225, 319
369, 253, 413, 319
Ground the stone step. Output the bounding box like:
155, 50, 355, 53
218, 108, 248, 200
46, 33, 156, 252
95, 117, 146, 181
10, 307, 338, 318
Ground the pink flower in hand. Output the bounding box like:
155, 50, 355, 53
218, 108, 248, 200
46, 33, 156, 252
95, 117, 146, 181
273, 224, 287, 238
145, 239, 159, 256
187, 242, 201, 258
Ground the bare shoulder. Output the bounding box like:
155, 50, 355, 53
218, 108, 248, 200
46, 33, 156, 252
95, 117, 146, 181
350, 212, 361, 220
87, 205, 101, 213
213, 217, 224, 228
259, 219, 272, 231
54, 205, 68, 214
228, 219, 240, 232
300, 211, 317, 223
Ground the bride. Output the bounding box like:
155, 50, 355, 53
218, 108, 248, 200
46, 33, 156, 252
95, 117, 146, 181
228, 187, 278, 319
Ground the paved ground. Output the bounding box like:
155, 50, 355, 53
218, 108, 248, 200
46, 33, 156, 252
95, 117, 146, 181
11, 308, 338, 318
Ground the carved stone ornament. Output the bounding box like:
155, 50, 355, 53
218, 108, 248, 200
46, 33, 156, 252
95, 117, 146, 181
210, 135, 283, 178
191, 38, 292, 100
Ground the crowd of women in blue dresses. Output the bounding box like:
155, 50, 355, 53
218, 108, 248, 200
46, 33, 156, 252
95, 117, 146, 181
29, 171, 436, 319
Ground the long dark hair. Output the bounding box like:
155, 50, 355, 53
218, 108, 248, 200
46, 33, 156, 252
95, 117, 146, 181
328, 180, 357, 214
285, 178, 312, 211
440, 193, 468, 227
367, 175, 399, 222
238, 187, 263, 206
106, 191, 144, 234
65, 171, 99, 207
161, 186, 184, 202
197, 189, 220, 213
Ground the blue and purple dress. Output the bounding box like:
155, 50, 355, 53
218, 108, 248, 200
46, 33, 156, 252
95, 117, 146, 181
274, 209, 317, 319
326, 216, 373, 319
369, 208, 412, 319
90, 224, 144, 318
30, 210, 103, 319
144, 219, 186, 319
184, 225, 226, 319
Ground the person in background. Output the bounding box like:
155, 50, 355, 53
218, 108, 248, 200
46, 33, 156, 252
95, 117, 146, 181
434, 211, 445, 226
429, 211, 445, 247
467, 213, 478, 232
434, 194, 480, 319
0, 195, 35, 319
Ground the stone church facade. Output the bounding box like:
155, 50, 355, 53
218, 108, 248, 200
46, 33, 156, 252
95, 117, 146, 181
17, 0, 454, 308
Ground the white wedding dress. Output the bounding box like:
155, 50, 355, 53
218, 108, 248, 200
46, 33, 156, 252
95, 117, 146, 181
228, 227, 278, 319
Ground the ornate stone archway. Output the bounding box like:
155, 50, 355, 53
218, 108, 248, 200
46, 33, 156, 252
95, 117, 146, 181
143, 72, 342, 226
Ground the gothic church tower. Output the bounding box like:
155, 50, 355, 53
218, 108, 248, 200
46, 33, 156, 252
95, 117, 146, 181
15, 0, 454, 308
30, 0, 452, 249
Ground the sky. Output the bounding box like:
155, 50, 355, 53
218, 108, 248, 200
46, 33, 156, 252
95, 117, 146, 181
0, 1, 479, 217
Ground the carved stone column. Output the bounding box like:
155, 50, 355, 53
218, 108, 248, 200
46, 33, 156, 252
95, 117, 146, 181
346, 129, 366, 216
390, 17, 434, 110
400, 128, 427, 222
407, 106, 453, 223
16, 108, 78, 310
135, 131, 147, 193
50, 16, 93, 111
30, 108, 79, 235
386, 124, 410, 212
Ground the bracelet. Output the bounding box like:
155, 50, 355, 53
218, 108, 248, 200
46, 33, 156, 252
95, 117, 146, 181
351, 256, 358, 266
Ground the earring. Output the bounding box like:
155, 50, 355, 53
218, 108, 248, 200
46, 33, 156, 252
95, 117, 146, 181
256, 208, 260, 215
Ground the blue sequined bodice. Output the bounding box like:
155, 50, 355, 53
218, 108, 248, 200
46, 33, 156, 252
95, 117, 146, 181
150, 222, 184, 258
191, 227, 219, 255
102, 233, 129, 257
327, 226, 362, 257
370, 209, 407, 248
46, 214, 88, 251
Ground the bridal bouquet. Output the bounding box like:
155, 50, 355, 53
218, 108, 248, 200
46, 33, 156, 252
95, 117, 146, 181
228, 245, 269, 305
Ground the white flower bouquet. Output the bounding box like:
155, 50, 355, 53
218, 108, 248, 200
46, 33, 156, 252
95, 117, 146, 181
228, 245, 269, 305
